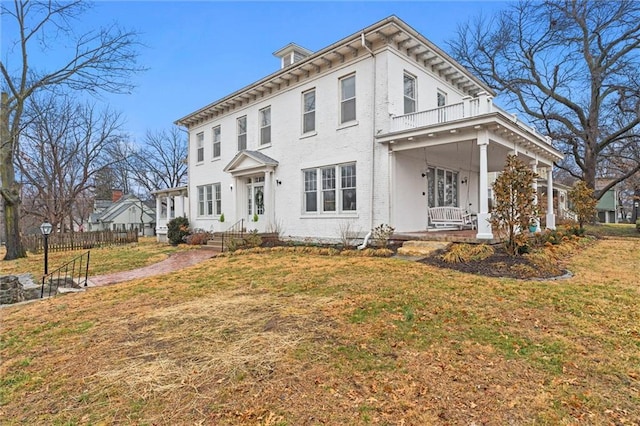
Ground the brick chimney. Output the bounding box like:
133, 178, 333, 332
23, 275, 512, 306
112, 189, 123, 202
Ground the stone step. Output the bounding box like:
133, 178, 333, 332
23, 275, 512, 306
206, 237, 224, 251
396, 241, 449, 257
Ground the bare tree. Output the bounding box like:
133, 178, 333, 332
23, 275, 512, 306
0, 0, 143, 259
16, 94, 126, 233
449, 0, 640, 198
127, 126, 188, 194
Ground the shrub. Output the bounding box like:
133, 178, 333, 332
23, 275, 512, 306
441, 243, 494, 263
184, 229, 212, 245
370, 224, 395, 248
337, 221, 360, 248
244, 230, 262, 248
167, 217, 190, 245
568, 181, 598, 230
490, 155, 538, 256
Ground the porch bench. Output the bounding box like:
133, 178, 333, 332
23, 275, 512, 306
428, 207, 476, 230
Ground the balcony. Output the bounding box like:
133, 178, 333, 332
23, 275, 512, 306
389, 92, 553, 146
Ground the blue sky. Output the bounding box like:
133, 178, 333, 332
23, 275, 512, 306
2, 1, 508, 144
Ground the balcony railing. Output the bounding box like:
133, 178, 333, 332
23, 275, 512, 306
390, 93, 553, 146
391, 94, 492, 133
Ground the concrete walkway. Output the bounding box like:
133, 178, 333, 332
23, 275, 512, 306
87, 249, 217, 287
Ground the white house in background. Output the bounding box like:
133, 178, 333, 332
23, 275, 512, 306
89, 192, 156, 236
155, 16, 563, 243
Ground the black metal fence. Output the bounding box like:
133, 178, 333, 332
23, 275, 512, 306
24, 230, 138, 254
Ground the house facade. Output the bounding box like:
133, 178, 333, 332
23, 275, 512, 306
89, 192, 156, 236
157, 16, 563, 242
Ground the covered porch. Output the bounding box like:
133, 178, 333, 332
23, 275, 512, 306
151, 186, 189, 243
379, 93, 564, 240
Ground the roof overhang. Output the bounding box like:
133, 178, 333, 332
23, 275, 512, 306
175, 16, 494, 128
151, 186, 188, 197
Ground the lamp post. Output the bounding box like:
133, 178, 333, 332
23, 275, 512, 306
40, 222, 53, 275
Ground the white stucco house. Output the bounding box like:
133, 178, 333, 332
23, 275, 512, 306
155, 16, 563, 243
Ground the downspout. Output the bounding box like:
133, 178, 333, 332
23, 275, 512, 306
359, 32, 376, 250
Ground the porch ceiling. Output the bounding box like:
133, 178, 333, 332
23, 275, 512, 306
379, 112, 562, 168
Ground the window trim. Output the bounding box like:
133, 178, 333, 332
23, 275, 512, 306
212, 125, 221, 159
259, 106, 271, 145
237, 115, 247, 151
302, 162, 357, 215
403, 72, 417, 114
196, 132, 204, 163
197, 183, 222, 217
302, 89, 316, 134
339, 74, 356, 124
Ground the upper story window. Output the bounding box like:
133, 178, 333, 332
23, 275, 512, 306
404, 73, 416, 114
196, 132, 204, 163
340, 75, 356, 124
303, 89, 316, 133
237, 116, 247, 151
437, 90, 448, 123
437, 90, 447, 107
212, 126, 221, 159
259, 106, 271, 145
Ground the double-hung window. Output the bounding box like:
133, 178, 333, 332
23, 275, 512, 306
196, 132, 204, 163
340, 163, 357, 211
404, 73, 416, 114
302, 89, 316, 133
212, 126, 221, 159
259, 107, 271, 145
197, 183, 222, 216
322, 167, 336, 212
237, 116, 247, 150
303, 170, 318, 212
197, 185, 212, 216
437, 90, 447, 123
340, 75, 356, 124
303, 163, 356, 214
213, 183, 222, 215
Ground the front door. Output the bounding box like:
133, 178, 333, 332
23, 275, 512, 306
246, 176, 265, 223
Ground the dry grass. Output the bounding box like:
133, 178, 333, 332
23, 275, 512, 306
0, 237, 189, 278
1, 237, 639, 425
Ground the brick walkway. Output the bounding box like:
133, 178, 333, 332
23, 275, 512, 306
87, 249, 217, 287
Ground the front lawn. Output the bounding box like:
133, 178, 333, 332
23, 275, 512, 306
0, 237, 189, 278
1, 235, 638, 424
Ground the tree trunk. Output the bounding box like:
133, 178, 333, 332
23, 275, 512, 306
1, 92, 27, 260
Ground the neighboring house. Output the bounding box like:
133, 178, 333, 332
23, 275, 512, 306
156, 16, 563, 243
595, 179, 620, 224
89, 191, 156, 236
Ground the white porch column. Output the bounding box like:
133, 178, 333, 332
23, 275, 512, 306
546, 168, 556, 229
264, 171, 273, 230
531, 160, 540, 232
476, 131, 493, 239
155, 196, 161, 221
176, 194, 185, 218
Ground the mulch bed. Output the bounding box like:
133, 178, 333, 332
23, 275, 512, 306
420, 246, 568, 280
